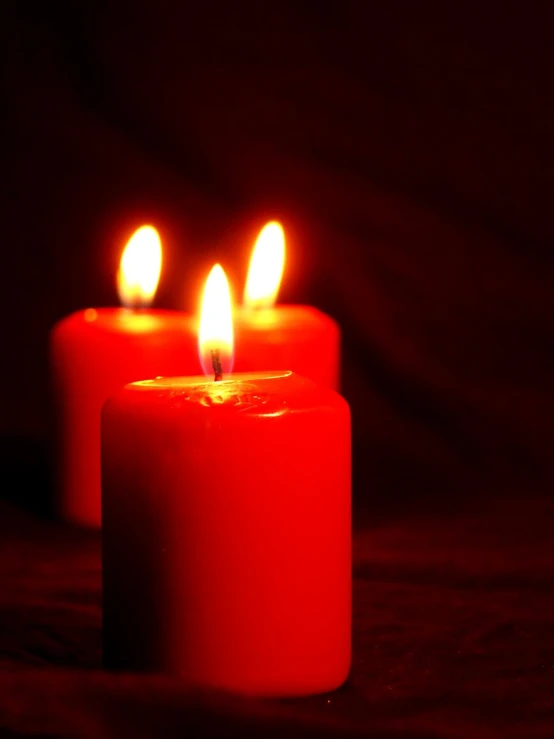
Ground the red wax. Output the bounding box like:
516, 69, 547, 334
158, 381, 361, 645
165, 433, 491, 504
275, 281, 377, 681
234, 306, 341, 390
50, 308, 197, 527
101, 371, 351, 696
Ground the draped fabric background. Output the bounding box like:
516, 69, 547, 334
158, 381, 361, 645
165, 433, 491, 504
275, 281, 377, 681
3, 1, 553, 510
2, 2, 554, 736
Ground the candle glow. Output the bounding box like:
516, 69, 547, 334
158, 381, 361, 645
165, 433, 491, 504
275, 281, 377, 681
117, 225, 162, 308
234, 219, 340, 389
243, 221, 285, 310
198, 264, 234, 378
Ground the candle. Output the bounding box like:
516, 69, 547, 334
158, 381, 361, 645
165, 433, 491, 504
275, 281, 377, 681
101, 265, 351, 696
51, 226, 196, 527
234, 222, 341, 389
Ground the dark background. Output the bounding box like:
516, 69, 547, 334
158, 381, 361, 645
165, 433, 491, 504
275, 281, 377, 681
5, 2, 552, 512
2, 3, 554, 737
4, 2, 553, 513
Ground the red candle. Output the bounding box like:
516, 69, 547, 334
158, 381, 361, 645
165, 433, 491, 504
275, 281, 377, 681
234, 222, 341, 389
101, 265, 351, 696
51, 226, 196, 527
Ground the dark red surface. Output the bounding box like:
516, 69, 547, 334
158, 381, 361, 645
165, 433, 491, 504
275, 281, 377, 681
2, 497, 554, 738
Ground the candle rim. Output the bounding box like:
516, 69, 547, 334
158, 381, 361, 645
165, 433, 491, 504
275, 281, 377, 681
105, 370, 349, 418
130, 370, 293, 390
53, 307, 197, 335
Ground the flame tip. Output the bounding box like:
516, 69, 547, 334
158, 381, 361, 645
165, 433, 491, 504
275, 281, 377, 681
244, 221, 286, 309
117, 225, 163, 308
198, 264, 234, 378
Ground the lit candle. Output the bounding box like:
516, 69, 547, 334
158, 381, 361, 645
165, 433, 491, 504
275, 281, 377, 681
51, 226, 197, 527
101, 265, 351, 696
234, 222, 341, 389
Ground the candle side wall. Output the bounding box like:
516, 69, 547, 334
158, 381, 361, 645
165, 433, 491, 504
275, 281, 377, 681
101, 374, 351, 696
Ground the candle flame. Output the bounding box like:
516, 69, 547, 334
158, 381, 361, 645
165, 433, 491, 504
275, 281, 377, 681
117, 225, 162, 308
198, 264, 234, 379
243, 221, 285, 309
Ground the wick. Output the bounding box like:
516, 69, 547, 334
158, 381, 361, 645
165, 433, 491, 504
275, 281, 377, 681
211, 349, 223, 382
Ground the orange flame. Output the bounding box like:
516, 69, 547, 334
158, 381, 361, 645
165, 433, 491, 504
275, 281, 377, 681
117, 225, 162, 308
198, 264, 234, 379
243, 221, 285, 309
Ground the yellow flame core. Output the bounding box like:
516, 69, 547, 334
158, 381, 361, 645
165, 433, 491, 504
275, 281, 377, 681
243, 221, 285, 309
198, 264, 234, 378
117, 225, 162, 308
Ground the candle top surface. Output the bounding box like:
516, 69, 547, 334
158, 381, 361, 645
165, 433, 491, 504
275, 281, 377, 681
112, 371, 347, 416
236, 304, 336, 332
58, 307, 195, 335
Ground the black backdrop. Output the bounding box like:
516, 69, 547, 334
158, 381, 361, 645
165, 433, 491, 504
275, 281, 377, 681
2, 1, 554, 513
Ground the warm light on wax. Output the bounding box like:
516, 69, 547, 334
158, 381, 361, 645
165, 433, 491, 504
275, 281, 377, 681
198, 264, 234, 378
243, 221, 285, 310
117, 225, 162, 308
234, 221, 340, 388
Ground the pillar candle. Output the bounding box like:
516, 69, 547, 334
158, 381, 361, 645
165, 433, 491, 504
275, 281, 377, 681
101, 371, 351, 696
233, 223, 341, 389
101, 265, 351, 696
50, 227, 196, 527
